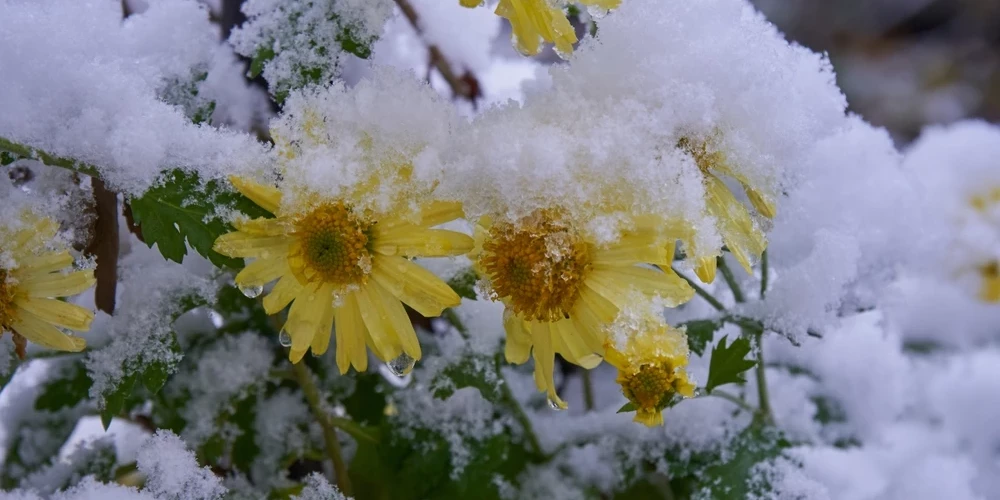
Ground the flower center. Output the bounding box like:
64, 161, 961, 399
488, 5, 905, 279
480, 211, 592, 322
0, 268, 17, 329
620, 363, 678, 411
293, 202, 373, 286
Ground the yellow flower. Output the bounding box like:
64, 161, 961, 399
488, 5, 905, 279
605, 311, 694, 427
213, 176, 474, 373
680, 137, 776, 282
462, 0, 620, 57
474, 209, 694, 408
0, 214, 94, 357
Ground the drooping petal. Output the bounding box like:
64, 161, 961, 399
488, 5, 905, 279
355, 283, 403, 362
21, 271, 95, 298
263, 274, 303, 314
11, 312, 85, 352
530, 321, 565, 408
588, 265, 694, 307
283, 283, 329, 363
372, 226, 473, 258
552, 318, 601, 369
633, 409, 665, 427
229, 176, 282, 215
496, 0, 577, 56
704, 174, 767, 274
371, 281, 421, 360
695, 256, 717, 284
335, 292, 369, 374
370, 255, 460, 317
503, 310, 532, 364
14, 297, 93, 331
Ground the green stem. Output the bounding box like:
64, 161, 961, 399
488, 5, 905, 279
0, 136, 101, 178
292, 362, 353, 496
495, 353, 544, 457
716, 256, 745, 303
752, 331, 773, 425
671, 265, 725, 312
581, 369, 595, 412
760, 249, 769, 299
707, 389, 755, 413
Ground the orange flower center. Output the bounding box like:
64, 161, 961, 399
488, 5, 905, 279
480, 211, 591, 322
619, 362, 679, 412
292, 202, 374, 286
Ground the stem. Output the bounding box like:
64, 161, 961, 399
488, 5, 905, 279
495, 353, 544, 457
292, 362, 353, 496
581, 369, 595, 412
392, 0, 479, 103
0, 136, 101, 178
442, 308, 469, 339
671, 266, 725, 311
716, 256, 745, 303
707, 390, 755, 413
752, 331, 773, 425
760, 249, 769, 299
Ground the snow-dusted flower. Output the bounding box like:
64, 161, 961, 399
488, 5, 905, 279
0, 213, 94, 356
680, 136, 776, 283
604, 307, 694, 427
473, 208, 693, 408
461, 0, 619, 57
214, 176, 473, 371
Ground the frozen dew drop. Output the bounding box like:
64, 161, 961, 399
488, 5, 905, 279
548, 399, 566, 411
239, 284, 263, 298
278, 331, 292, 347
386, 352, 416, 377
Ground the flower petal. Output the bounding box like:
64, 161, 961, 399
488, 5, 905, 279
503, 310, 532, 364
588, 265, 694, 307
355, 284, 403, 362
14, 297, 93, 331
310, 284, 336, 356
370, 255, 460, 317
263, 274, 303, 314
229, 176, 282, 215
14, 251, 73, 275
704, 174, 767, 274
11, 311, 86, 352
213, 232, 288, 259
20, 270, 95, 298
283, 283, 329, 362
530, 321, 566, 408
335, 292, 369, 374
372, 226, 473, 258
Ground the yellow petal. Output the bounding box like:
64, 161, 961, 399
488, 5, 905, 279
503, 310, 532, 364
372, 226, 473, 258
459, 0, 481, 7
552, 318, 601, 369
233, 217, 294, 236
213, 232, 289, 259
593, 234, 670, 266
11, 216, 59, 255
580, 0, 620, 9
263, 274, 303, 314
380, 200, 466, 229
355, 284, 402, 362
633, 409, 664, 427
981, 273, 1000, 302
370, 255, 460, 317
695, 256, 717, 284
20, 271, 95, 298
13, 297, 93, 331
235, 257, 289, 288
335, 292, 369, 374
568, 296, 611, 353
497, 0, 577, 57
11, 312, 86, 352
310, 284, 336, 356
229, 176, 282, 215
704, 174, 767, 274
284, 283, 330, 362
372, 281, 421, 360
14, 251, 73, 275
530, 321, 566, 408
588, 265, 694, 307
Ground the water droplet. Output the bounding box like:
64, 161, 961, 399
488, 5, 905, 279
548, 399, 566, 411
278, 331, 292, 347
239, 284, 263, 298
386, 353, 416, 377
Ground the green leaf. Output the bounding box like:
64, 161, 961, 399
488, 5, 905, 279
337, 26, 373, 59
35, 363, 92, 412
249, 46, 275, 79
680, 319, 722, 356
129, 169, 270, 268
705, 335, 756, 393
447, 267, 479, 301
617, 402, 636, 414
100, 373, 137, 430
432, 355, 501, 404
697, 426, 792, 498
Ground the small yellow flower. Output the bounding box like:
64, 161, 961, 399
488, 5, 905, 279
0, 214, 94, 357
605, 310, 694, 427
474, 209, 693, 408
214, 176, 474, 373
680, 137, 776, 282
461, 0, 621, 57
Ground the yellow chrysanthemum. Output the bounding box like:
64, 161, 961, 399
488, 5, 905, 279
0, 214, 95, 357
213, 177, 474, 373
680, 137, 776, 283
473, 209, 694, 408
461, 0, 621, 57
605, 311, 694, 427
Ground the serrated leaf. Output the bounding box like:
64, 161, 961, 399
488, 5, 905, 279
698, 426, 792, 498
447, 267, 479, 301
129, 169, 270, 268
432, 355, 501, 403
705, 335, 756, 393
617, 402, 636, 413
680, 319, 722, 356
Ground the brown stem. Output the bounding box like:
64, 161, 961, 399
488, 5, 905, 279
86, 178, 120, 314
393, 0, 481, 104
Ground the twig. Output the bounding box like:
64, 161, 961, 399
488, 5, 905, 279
292, 362, 353, 496
716, 256, 745, 303
392, 0, 481, 104
86, 178, 120, 314
707, 389, 755, 413
671, 266, 725, 312
0, 136, 101, 178
760, 249, 769, 299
